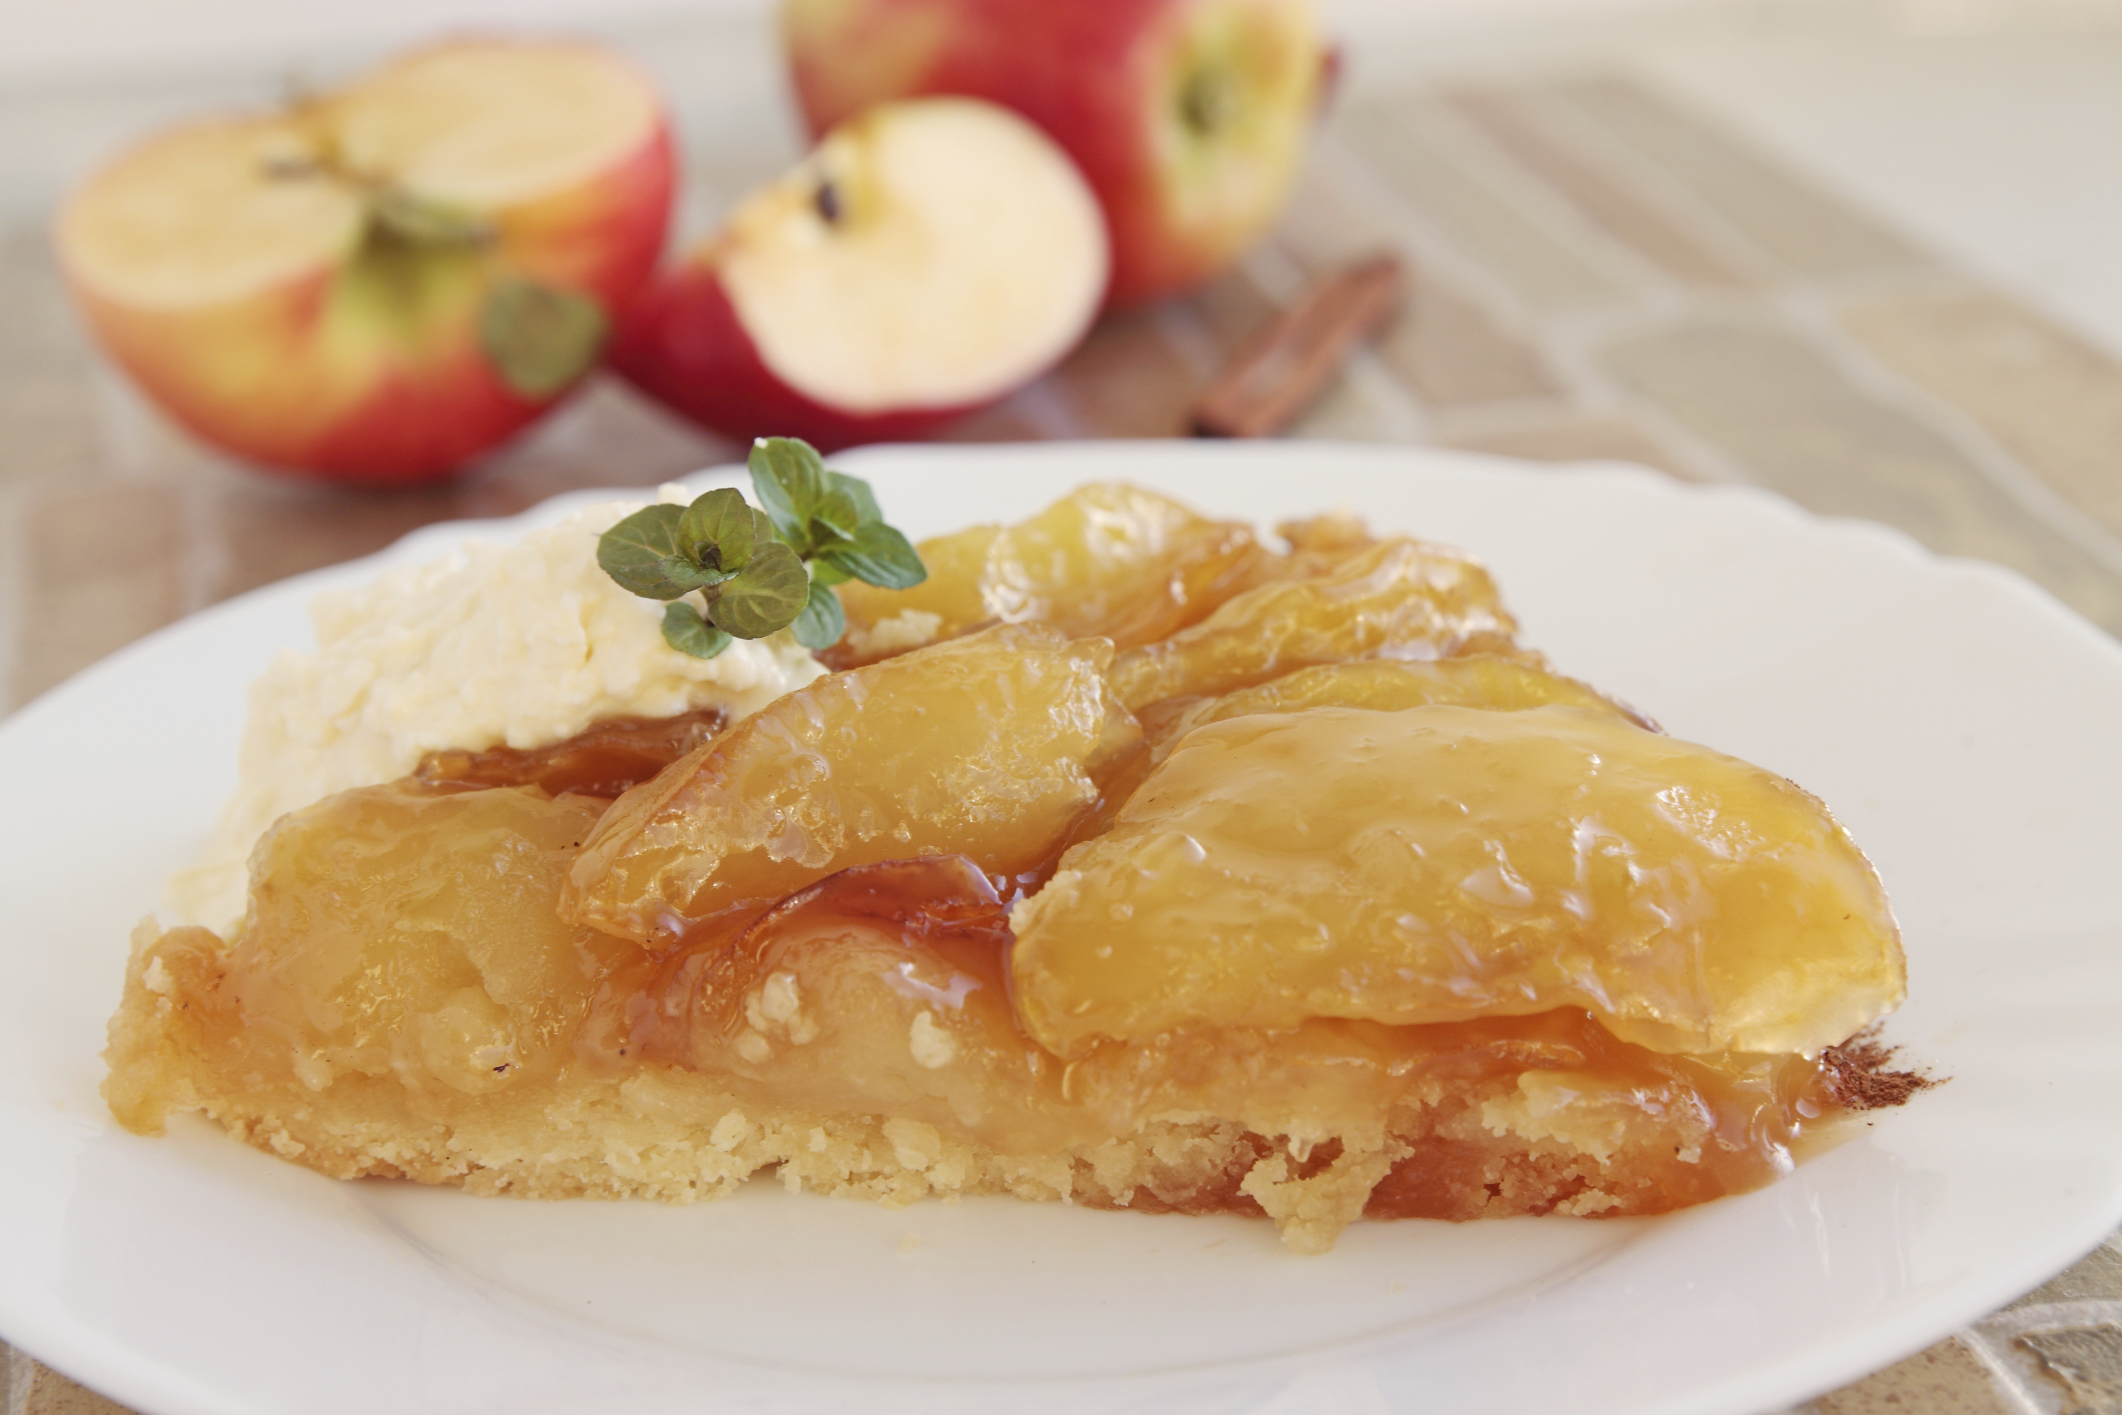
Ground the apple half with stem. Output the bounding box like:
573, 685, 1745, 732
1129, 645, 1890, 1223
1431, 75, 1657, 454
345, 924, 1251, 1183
613, 96, 1107, 451
780, 0, 1323, 309
55, 40, 674, 485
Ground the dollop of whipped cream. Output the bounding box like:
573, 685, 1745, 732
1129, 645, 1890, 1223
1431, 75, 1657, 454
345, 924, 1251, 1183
166, 486, 827, 936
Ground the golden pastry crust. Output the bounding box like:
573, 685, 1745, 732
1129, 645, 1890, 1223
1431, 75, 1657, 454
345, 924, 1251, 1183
110, 910, 1811, 1254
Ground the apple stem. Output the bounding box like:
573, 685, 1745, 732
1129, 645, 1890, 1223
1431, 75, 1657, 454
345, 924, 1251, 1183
254, 144, 494, 249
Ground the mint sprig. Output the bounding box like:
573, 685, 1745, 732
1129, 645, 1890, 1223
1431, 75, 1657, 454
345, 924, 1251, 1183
597, 437, 926, 660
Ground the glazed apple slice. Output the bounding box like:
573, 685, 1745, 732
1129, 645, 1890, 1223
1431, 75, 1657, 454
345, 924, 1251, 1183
564, 624, 1140, 944
105, 782, 627, 1138
1012, 704, 1906, 1060
56, 40, 673, 483
1105, 535, 1521, 710
1142, 654, 1655, 754
832, 482, 1267, 666
628, 855, 1089, 1148
613, 97, 1108, 450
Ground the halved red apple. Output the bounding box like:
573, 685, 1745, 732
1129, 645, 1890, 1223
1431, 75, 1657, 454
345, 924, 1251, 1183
56, 40, 674, 485
613, 97, 1108, 451
781, 0, 1324, 309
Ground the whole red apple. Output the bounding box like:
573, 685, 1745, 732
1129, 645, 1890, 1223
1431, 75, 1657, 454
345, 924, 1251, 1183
614, 97, 1108, 451
56, 41, 674, 486
781, 0, 1322, 309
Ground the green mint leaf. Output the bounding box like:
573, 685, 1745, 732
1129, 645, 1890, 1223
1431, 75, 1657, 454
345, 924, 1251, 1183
823, 469, 884, 526
677, 486, 757, 572
662, 601, 732, 659
749, 438, 827, 549
810, 485, 864, 541
820, 520, 928, 590
792, 578, 847, 650
599, 443, 924, 651
749, 506, 780, 547
599, 504, 699, 599
707, 541, 809, 639
656, 555, 730, 595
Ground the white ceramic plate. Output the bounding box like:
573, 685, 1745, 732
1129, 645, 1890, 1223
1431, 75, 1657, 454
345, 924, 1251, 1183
5, 441, 2122, 1415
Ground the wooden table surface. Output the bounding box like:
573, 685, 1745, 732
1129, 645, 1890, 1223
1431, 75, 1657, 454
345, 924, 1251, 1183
6, 42, 2122, 1415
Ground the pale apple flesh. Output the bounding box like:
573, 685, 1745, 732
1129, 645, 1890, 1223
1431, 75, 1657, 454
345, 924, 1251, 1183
613, 261, 986, 453
57, 42, 674, 484
614, 97, 1107, 450
781, 0, 1321, 308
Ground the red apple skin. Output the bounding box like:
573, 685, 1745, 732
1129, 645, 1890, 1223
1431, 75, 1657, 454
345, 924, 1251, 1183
612, 255, 992, 453
783, 0, 1317, 309
60, 74, 676, 487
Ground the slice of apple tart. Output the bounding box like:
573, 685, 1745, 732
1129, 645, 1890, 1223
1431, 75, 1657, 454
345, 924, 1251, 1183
106, 480, 1914, 1253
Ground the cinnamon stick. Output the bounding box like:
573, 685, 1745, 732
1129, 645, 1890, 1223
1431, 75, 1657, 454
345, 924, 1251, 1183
1189, 252, 1405, 439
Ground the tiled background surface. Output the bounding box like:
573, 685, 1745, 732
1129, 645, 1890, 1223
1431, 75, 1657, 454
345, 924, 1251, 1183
4, 14, 2122, 1415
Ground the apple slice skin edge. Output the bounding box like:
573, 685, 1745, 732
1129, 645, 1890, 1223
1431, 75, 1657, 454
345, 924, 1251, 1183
611, 261, 993, 454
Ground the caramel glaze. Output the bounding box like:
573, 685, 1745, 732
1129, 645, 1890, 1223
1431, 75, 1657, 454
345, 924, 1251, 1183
415, 708, 728, 801
575, 853, 1840, 1221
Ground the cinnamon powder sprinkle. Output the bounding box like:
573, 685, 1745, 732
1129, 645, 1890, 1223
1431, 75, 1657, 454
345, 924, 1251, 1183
1819, 1027, 1940, 1111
